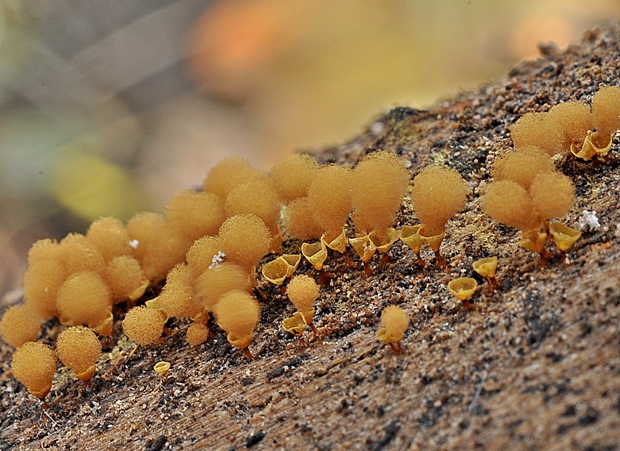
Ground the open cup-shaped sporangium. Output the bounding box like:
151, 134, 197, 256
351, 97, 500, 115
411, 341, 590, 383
447, 277, 478, 302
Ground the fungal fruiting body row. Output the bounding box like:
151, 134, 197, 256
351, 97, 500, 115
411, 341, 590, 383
510, 86, 620, 161
482, 149, 576, 266
482, 86, 620, 264
10, 327, 101, 399
2, 86, 620, 401
1, 147, 469, 399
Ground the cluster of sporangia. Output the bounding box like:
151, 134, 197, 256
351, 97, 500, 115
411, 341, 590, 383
2, 86, 619, 401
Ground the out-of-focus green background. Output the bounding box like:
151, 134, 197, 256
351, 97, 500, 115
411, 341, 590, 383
1, 0, 619, 297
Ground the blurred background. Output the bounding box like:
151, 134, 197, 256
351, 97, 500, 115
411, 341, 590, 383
1, 0, 619, 297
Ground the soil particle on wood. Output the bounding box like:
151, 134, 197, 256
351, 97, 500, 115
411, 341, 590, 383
2, 23, 620, 451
